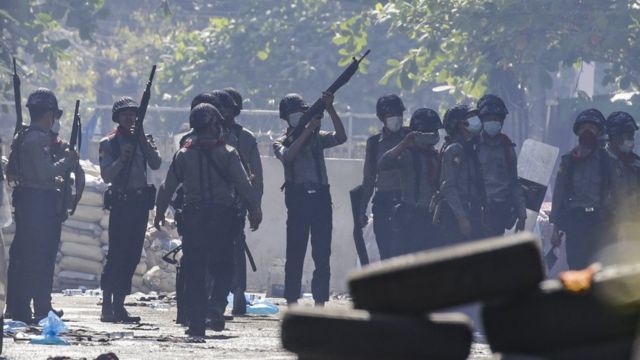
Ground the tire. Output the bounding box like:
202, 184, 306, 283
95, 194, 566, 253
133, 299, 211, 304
483, 264, 640, 354
282, 307, 472, 360
349, 232, 543, 314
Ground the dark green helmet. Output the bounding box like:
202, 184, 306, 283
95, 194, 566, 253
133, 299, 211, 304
223, 87, 243, 112
189, 103, 223, 129
191, 92, 216, 110
606, 111, 638, 136
26, 88, 63, 118
111, 96, 138, 122
210, 90, 239, 117
477, 94, 508, 119
279, 93, 309, 120
376, 94, 405, 118
410, 108, 442, 133
573, 108, 605, 135
443, 105, 474, 136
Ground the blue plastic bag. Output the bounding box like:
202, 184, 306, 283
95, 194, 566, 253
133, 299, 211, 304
246, 299, 279, 315
30, 311, 69, 345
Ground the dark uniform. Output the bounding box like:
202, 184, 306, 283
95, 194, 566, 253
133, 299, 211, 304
359, 95, 408, 260
208, 89, 263, 316
475, 95, 526, 236
5, 89, 77, 323
273, 93, 346, 306
435, 105, 486, 244
550, 109, 611, 269
155, 103, 261, 338
99, 97, 161, 322
604, 112, 640, 243
378, 108, 443, 255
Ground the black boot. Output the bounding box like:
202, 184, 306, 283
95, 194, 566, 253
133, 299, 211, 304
112, 293, 140, 323
100, 291, 116, 323
206, 307, 225, 332
231, 290, 246, 316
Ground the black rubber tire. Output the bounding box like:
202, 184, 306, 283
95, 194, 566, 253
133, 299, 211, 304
282, 307, 472, 360
349, 232, 544, 314
483, 267, 640, 354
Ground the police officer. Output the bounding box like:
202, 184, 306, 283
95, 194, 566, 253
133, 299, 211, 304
6, 88, 78, 323
154, 103, 262, 339
476, 94, 526, 236
378, 108, 443, 254
359, 95, 408, 260
273, 92, 346, 306
434, 105, 486, 244
99, 96, 162, 323
550, 109, 611, 269
208, 89, 263, 315
604, 111, 640, 242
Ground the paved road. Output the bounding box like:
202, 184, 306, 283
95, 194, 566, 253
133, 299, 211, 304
1, 294, 494, 360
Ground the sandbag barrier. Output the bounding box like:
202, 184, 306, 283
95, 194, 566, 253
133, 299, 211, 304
282, 232, 640, 359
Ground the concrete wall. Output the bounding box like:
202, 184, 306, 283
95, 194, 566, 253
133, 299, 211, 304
245, 156, 365, 294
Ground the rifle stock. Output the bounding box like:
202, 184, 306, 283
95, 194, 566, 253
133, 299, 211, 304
283, 50, 370, 146
13, 58, 23, 136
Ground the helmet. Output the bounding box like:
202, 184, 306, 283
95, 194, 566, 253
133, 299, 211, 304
210, 90, 239, 117
111, 96, 138, 122
279, 93, 309, 120
573, 108, 605, 135
376, 94, 405, 118
26, 88, 63, 118
189, 103, 223, 130
606, 111, 638, 136
191, 92, 216, 110
410, 108, 442, 133
477, 94, 508, 119
223, 87, 243, 112
443, 105, 474, 135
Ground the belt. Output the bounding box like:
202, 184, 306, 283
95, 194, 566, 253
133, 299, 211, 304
287, 182, 329, 194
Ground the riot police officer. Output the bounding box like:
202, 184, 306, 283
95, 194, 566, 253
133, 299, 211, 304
605, 111, 640, 242
6, 88, 78, 323
550, 109, 611, 269
272, 92, 346, 306
433, 105, 486, 244
378, 108, 443, 254
476, 94, 526, 236
154, 103, 261, 339
359, 95, 408, 260
208, 89, 263, 316
99, 96, 162, 323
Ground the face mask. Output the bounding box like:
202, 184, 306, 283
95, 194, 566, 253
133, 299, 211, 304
51, 119, 61, 134
414, 132, 440, 148
578, 129, 598, 148
465, 116, 482, 134
620, 139, 635, 153
288, 112, 303, 128
385, 116, 403, 132
483, 120, 502, 137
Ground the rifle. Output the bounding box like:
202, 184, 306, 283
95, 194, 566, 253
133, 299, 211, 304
122, 65, 156, 187
61, 100, 81, 219
13, 58, 23, 136
349, 185, 369, 266
282, 49, 371, 147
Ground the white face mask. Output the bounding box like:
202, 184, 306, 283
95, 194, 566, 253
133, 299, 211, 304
483, 120, 502, 137
620, 139, 635, 153
385, 116, 403, 132
288, 112, 304, 128
466, 116, 482, 135
51, 119, 61, 134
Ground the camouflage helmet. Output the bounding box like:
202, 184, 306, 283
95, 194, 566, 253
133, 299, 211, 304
279, 93, 309, 120
573, 108, 605, 135
477, 94, 508, 119
190, 92, 216, 110
606, 111, 638, 136
410, 108, 442, 133
376, 94, 405, 119
111, 96, 138, 122
443, 104, 474, 136
26, 88, 63, 118
210, 90, 239, 117
223, 87, 243, 112
189, 103, 223, 130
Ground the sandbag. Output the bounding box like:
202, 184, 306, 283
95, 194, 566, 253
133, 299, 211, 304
70, 204, 104, 223
282, 308, 472, 360
64, 219, 103, 235
349, 232, 544, 314
135, 262, 147, 276
132, 274, 144, 289
58, 270, 97, 282
78, 190, 103, 207
60, 242, 104, 263
483, 264, 640, 354
100, 213, 109, 229
61, 230, 101, 247
100, 231, 109, 245
143, 266, 176, 293
59, 256, 103, 275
